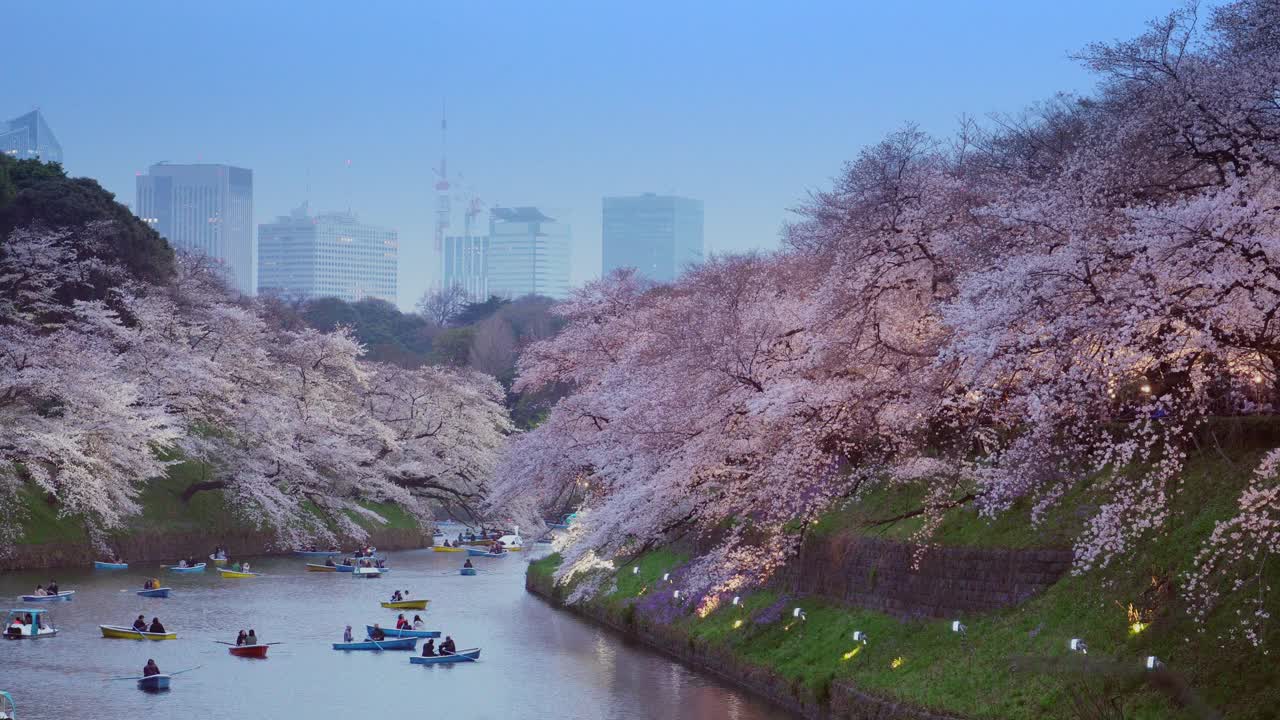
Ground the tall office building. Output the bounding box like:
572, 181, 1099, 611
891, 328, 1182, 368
257, 203, 398, 304
486, 207, 571, 299
136, 163, 254, 294
602, 193, 704, 283
0, 110, 63, 163
442, 234, 489, 301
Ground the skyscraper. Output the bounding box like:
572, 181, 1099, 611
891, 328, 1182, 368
136, 163, 254, 294
257, 203, 398, 304
602, 193, 704, 283
442, 234, 489, 301
0, 110, 63, 164
486, 207, 571, 299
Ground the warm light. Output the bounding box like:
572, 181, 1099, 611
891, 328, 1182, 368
697, 595, 721, 618
1253, 375, 1264, 385
732, 619, 744, 629
1140, 383, 1152, 394
841, 646, 863, 661
1129, 621, 1149, 635
890, 657, 904, 669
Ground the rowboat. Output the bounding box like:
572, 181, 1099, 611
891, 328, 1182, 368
209, 555, 228, 566
332, 637, 417, 651
379, 599, 428, 610
365, 625, 440, 639
168, 563, 206, 573
305, 563, 338, 572
4, 609, 57, 639
218, 568, 261, 579
465, 548, 507, 558
410, 648, 481, 665
99, 625, 176, 640
293, 550, 341, 558
334, 563, 354, 572
432, 546, 464, 553
136, 588, 172, 598
229, 644, 269, 658
18, 591, 75, 602
137, 674, 170, 691
94, 561, 128, 570
460, 567, 477, 576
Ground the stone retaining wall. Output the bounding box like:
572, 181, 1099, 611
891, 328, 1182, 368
793, 534, 1073, 619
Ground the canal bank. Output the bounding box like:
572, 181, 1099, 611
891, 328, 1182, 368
526, 557, 961, 720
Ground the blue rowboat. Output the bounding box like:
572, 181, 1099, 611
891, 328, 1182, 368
294, 550, 341, 557
460, 567, 477, 576
137, 674, 170, 691
168, 563, 206, 573
332, 637, 417, 651
335, 564, 354, 573
410, 648, 481, 665
465, 548, 506, 558
365, 625, 440, 639
136, 588, 172, 598
18, 591, 75, 602
94, 561, 128, 570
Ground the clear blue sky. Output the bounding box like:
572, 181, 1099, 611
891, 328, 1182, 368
7, 0, 1183, 309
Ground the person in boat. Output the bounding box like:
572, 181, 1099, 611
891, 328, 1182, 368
412, 615, 424, 630
6, 619, 22, 637
463, 558, 474, 568
143, 578, 152, 590
391, 590, 403, 602
47, 580, 59, 594
324, 556, 335, 567
236, 629, 247, 646
143, 659, 161, 677
132, 615, 148, 632
421, 638, 436, 656
241, 562, 251, 572
148, 617, 166, 634
369, 624, 386, 641
178, 559, 188, 568
232, 561, 242, 572
33, 584, 46, 597
246, 629, 258, 645
343, 625, 353, 643
439, 636, 456, 655
341, 557, 352, 567
395, 614, 410, 630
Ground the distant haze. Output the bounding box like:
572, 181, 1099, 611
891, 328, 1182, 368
7, 0, 1183, 309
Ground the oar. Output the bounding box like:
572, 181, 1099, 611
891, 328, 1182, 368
169, 665, 201, 676
214, 641, 235, 645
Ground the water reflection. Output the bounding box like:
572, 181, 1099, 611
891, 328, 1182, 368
0, 549, 794, 720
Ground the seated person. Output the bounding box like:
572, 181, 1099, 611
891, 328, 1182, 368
391, 590, 403, 602
421, 638, 436, 656
47, 580, 59, 594
463, 559, 474, 568
132, 615, 148, 632
324, 556, 335, 567
343, 626, 353, 643
33, 585, 46, 597
396, 614, 410, 630
246, 629, 258, 645
6, 619, 23, 636
143, 659, 161, 677
236, 629, 247, 646
412, 615, 424, 630
439, 636, 456, 655
369, 624, 386, 641
148, 617, 166, 634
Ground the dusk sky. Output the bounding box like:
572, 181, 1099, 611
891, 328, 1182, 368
8, 0, 1184, 309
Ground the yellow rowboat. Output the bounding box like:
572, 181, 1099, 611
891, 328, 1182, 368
99, 624, 177, 640
305, 563, 337, 572
380, 599, 429, 610
218, 568, 261, 579
432, 546, 464, 553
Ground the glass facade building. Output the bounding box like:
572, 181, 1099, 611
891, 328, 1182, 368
485, 207, 571, 300
442, 234, 490, 301
257, 204, 398, 304
602, 193, 704, 283
0, 110, 63, 164
136, 163, 254, 295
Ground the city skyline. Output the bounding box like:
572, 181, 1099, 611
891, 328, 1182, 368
6, 1, 1182, 310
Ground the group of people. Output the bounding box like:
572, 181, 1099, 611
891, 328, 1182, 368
231, 561, 251, 572
131, 615, 166, 634
5, 613, 41, 636
421, 635, 456, 657
393, 613, 424, 630
389, 589, 412, 602
30, 580, 60, 596
234, 629, 259, 645
142, 577, 161, 590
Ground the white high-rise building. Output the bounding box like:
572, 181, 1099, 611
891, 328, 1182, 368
136, 163, 254, 294
485, 206, 571, 300
442, 234, 489, 301
257, 203, 398, 304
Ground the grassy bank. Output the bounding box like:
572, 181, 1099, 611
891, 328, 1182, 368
530, 450, 1280, 719
15, 459, 421, 547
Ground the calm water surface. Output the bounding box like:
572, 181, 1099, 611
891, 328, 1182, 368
0, 546, 793, 720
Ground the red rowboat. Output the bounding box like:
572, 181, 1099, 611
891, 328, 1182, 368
229, 644, 269, 659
